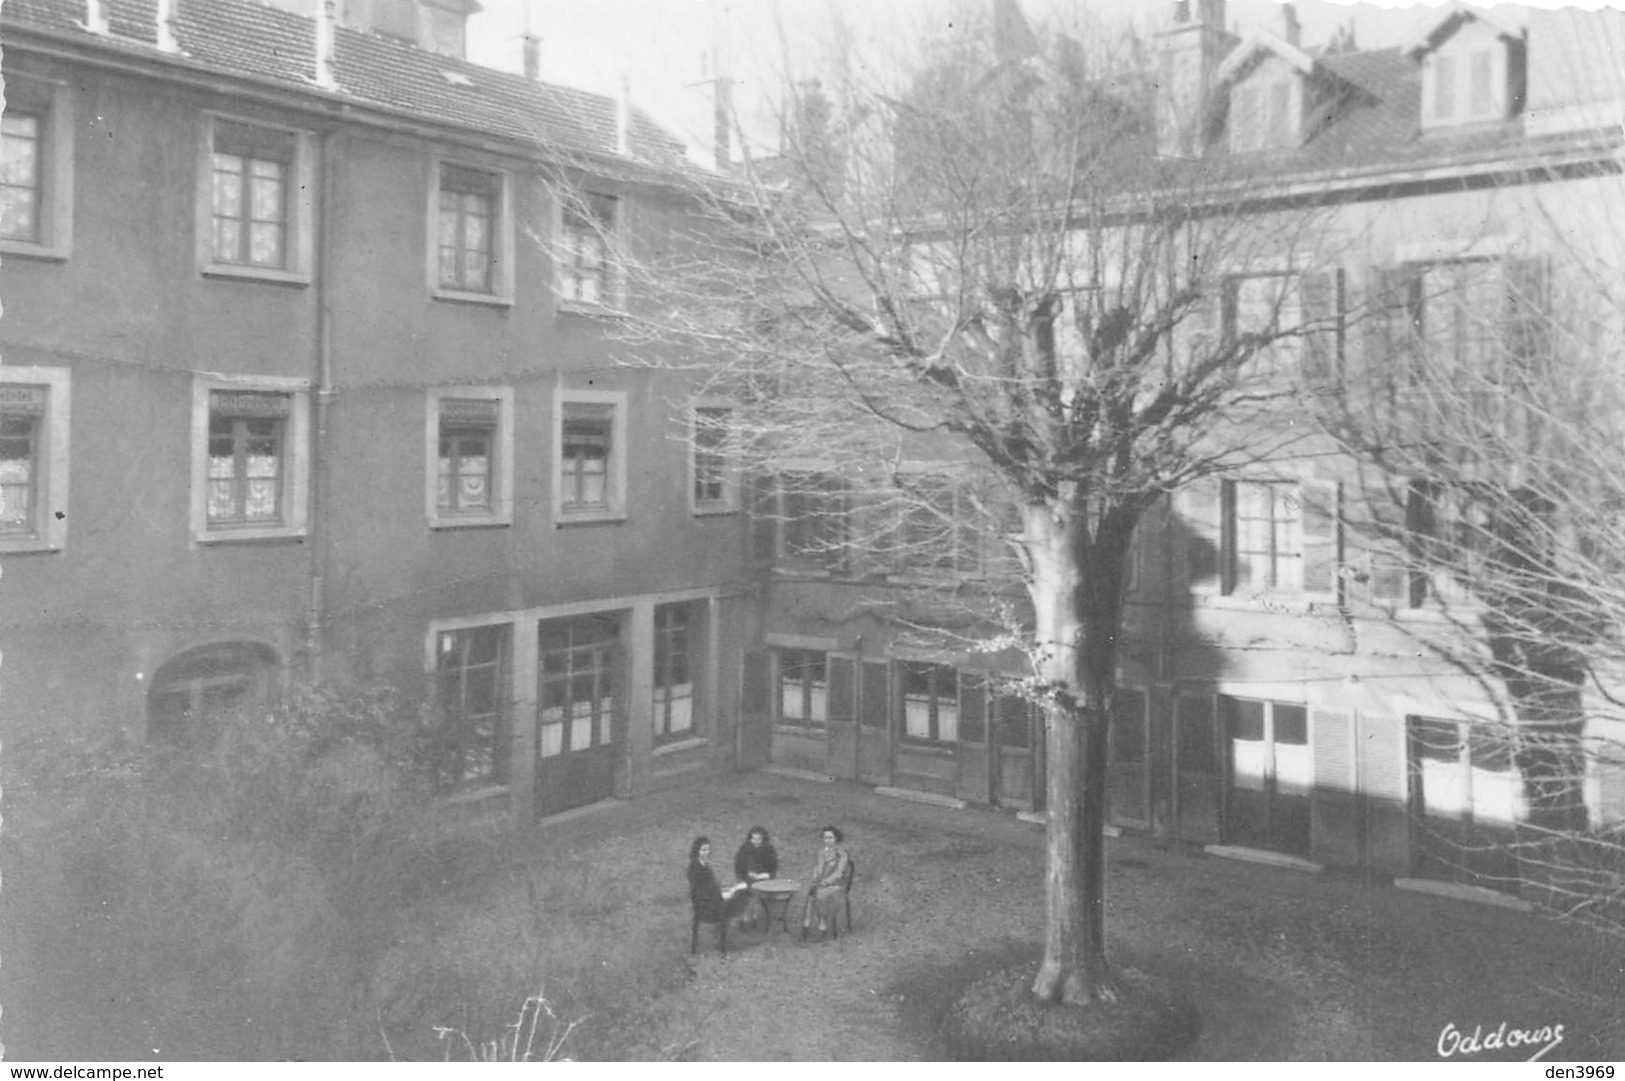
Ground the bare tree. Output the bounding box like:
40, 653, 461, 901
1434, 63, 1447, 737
1317, 191, 1625, 933
549, 11, 1340, 1004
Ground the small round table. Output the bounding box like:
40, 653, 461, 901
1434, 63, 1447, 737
749, 877, 802, 933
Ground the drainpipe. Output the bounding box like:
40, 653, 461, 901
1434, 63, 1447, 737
305, 129, 336, 683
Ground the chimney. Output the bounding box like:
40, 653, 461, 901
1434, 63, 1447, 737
616, 76, 633, 157
1154, 0, 1230, 158
155, 0, 179, 52
1282, 3, 1301, 48
81, 0, 108, 34
521, 33, 542, 79
314, 0, 338, 89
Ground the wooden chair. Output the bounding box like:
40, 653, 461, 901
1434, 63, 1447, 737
690, 901, 730, 955
802, 855, 857, 940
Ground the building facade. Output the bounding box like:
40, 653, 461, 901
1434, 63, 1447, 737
0, 0, 755, 822
741, 1, 1625, 895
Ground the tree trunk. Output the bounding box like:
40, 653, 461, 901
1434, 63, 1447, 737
1027, 505, 1120, 1005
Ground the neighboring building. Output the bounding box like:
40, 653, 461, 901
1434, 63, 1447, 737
0, 0, 754, 821
741, 1, 1625, 894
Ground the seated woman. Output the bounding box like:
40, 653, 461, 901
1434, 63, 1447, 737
688, 835, 750, 928
733, 826, 779, 928
801, 824, 850, 940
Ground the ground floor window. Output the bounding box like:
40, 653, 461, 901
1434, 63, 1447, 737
538, 615, 619, 759
1220, 696, 1310, 855
654, 603, 697, 743
147, 642, 278, 748
778, 649, 827, 727
1410, 715, 1524, 826
434, 624, 511, 789
900, 661, 958, 742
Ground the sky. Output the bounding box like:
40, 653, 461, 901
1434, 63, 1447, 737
463, 1, 1625, 164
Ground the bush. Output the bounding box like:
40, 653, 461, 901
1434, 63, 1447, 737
4, 682, 441, 1059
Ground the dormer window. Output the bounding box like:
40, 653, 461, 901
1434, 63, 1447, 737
362, 0, 471, 59
1411, 9, 1523, 130
1231, 77, 1295, 153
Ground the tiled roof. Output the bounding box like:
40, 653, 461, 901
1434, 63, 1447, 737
1, 0, 691, 170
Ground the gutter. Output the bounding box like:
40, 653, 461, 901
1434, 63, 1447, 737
304, 127, 336, 682
0, 21, 694, 189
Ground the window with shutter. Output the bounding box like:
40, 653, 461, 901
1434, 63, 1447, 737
1300, 480, 1341, 600
1176, 476, 1223, 594
1299, 269, 1343, 388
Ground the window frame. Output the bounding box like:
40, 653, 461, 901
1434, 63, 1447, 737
653, 601, 699, 745
425, 386, 515, 529
0, 366, 70, 553
197, 113, 314, 284
553, 389, 629, 525
689, 401, 738, 516
898, 660, 960, 744
190, 374, 311, 544
427, 157, 514, 306
1422, 40, 1508, 129
433, 622, 513, 793
554, 189, 623, 313
1, 76, 74, 261
775, 647, 829, 730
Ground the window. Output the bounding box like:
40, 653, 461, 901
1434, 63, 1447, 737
1, 78, 73, 258
0, 369, 70, 553
1223, 273, 1301, 382
892, 475, 985, 579
781, 470, 846, 571
2, 113, 43, 243
558, 192, 618, 307
207, 394, 286, 526
1423, 43, 1508, 128
778, 649, 827, 727
1229, 77, 1296, 153
199, 116, 312, 281
691, 404, 735, 513
654, 603, 697, 743
437, 165, 496, 293
427, 388, 513, 528
434, 624, 511, 790
424, 3, 467, 57
554, 392, 628, 522
537, 615, 620, 761
1177, 475, 1338, 598
147, 642, 279, 748
1231, 480, 1303, 592
1410, 715, 1524, 825
191, 376, 310, 543
900, 662, 958, 742
429, 159, 512, 303
211, 124, 291, 268
373, 0, 418, 40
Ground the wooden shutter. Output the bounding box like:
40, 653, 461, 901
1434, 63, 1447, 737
1299, 268, 1343, 388
827, 655, 857, 725
958, 672, 988, 744
860, 660, 890, 729
1301, 479, 1341, 600
1312, 708, 1354, 794
1357, 712, 1405, 803
1176, 476, 1223, 594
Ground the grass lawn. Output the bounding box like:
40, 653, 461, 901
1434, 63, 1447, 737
411, 770, 1625, 1062
5, 768, 1621, 1061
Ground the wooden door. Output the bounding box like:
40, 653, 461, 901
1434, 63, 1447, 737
1108, 688, 1151, 828
535, 615, 621, 819
991, 688, 1038, 810
1175, 695, 1221, 842
955, 674, 992, 805
825, 654, 859, 780
857, 660, 892, 785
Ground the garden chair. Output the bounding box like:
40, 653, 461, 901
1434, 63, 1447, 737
801, 855, 857, 941
690, 898, 731, 955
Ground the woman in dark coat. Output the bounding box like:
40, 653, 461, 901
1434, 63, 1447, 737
733, 826, 779, 928
688, 835, 750, 925
733, 825, 779, 883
